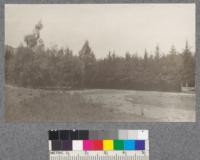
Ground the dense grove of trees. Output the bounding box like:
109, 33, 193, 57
5, 22, 195, 92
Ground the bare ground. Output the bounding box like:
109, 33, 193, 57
5, 85, 195, 122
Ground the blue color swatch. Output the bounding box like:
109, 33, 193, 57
124, 140, 136, 150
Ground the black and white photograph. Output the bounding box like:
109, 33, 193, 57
5, 4, 195, 122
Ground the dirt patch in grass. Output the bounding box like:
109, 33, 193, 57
5, 85, 195, 122
5, 85, 155, 122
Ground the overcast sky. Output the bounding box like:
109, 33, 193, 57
5, 4, 195, 58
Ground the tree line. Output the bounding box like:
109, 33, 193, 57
5, 22, 195, 92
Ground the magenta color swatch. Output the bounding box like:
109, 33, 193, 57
83, 140, 93, 150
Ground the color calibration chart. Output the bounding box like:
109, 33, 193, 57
49, 130, 149, 160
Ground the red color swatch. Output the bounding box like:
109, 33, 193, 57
93, 140, 103, 150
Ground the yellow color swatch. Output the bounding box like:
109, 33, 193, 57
103, 140, 114, 151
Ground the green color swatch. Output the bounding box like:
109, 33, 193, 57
114, 140, 124, 150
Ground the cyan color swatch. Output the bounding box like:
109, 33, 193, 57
124, 140, 136, 150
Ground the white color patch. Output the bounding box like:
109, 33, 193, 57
138, 130, 149, 140
48, 140, 52, 151
72, 140, 83, 150
128, 130, 138, 139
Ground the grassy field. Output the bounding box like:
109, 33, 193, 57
5, 85, 195, 122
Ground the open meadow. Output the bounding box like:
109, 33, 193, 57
5, 85, 195, 122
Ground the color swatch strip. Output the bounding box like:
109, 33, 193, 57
50, 139, 145, 151
49, 130, 148, 151
49, 130, 148, 140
